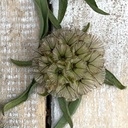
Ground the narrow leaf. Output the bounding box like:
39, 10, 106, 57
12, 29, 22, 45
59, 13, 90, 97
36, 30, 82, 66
34, 0, 44, 39
3, 79, 36, 115
105, 69, 126, 89
58, 0, 68, 23
85, 0, 109, 15
11, 59, 32, 67
68, 96, 82, 115
82, 23, 90, 32
34, 0, 41, 8
58, 97, 73, 128
54, 97, 82, 128
40, 0, 49, 38
104, 79, 113, 86
38, 91, 49, 97
48, 9, 61, 29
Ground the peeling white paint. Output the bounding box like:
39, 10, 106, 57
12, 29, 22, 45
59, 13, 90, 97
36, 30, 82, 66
0, 0, 45, 127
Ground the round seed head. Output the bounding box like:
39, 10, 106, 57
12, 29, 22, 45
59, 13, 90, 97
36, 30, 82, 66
33, 29, 105, 101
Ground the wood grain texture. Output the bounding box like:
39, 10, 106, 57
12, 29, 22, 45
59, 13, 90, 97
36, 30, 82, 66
51, 0, 128, 128
0, 0, 46, 127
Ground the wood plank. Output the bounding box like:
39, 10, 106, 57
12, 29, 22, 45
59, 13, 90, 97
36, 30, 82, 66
51, 0, 128, 128
0, 0, 46, 127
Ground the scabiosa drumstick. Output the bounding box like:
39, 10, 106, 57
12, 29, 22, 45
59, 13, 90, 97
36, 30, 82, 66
33, 29, 105, 101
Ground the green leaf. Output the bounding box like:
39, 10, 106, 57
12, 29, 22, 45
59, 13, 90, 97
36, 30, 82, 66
40, 0, 49, 38
38, 91, 49, 96
34, 0, 41, 8
58, 97, 73, 128
48, 9, 61, 29
11, 59, 32, 67
34, 0, 49, 39
54, 97, 81, 128
105, 69, 126, 89
2, 79, 36, 115
85, 0, 109, 15
104, 79, 113, 86
82, 23, 90, 32
34, 0, 44, 39
68, 96, 82, 115
58, 0, 68, 23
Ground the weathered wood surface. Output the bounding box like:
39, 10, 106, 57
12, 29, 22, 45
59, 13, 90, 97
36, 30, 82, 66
52, 0, 128, 128
0, 0, 46, 128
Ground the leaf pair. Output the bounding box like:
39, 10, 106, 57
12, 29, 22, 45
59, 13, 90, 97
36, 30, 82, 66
34, 0, 109, 40
58, 0, 109, 22
59, 0, 109, 17
48, 10, 61, 29
54, 97, 82, 128
35, 0, 63, 40
48, 0, 68, 29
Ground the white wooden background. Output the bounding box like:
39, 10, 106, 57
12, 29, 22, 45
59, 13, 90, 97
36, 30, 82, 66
0, 0, 128, 128
52, 0, 128, 128
0, 0, 46, 128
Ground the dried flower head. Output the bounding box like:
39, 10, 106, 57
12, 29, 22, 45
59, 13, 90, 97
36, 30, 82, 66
33, 29, 105, 101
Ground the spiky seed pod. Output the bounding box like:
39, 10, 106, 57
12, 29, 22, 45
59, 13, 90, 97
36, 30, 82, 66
33, 29, 105, 101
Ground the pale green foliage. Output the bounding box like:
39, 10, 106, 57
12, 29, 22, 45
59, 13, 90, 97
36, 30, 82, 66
33, 29, 105, 101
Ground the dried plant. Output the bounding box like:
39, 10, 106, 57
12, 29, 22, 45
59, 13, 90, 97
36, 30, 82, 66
33, 29, 105, 101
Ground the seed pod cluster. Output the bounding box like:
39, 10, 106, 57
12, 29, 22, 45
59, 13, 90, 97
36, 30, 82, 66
33, 29, 105, 101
